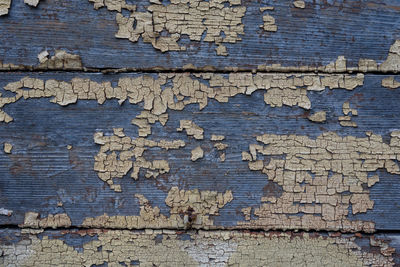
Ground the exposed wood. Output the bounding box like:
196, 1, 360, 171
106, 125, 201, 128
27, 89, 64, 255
0, 72, 399, 232
0, 0, 399, 71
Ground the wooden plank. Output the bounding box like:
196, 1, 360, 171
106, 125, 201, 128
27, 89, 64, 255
0, 72, 399, 232
0, 229, 399, 266
0, 0, 399, 70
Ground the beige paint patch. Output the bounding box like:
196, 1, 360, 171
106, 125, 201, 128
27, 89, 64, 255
90, 0, 246, 55
0, 230, 395, 266
93, 129, 185, 191
3, 142, 12, 153
82, 186, 233, 229
382, 76, 400, 89
24, 0, 40, 7
21, 212, 71, 229
0, 0, 11, 16
307, 111, 326, 123
293, 0, 305, 8
191, 146, 204, 161
211, 134, 225, 141
239, 131, 400, 232
260, 7, 277, 32
177, 120, 204, 140
379, 40, 400, 72
339, 101, 358, 127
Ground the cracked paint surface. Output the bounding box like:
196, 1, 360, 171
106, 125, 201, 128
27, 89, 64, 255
0, 230, 396, 266
81, 186, 233, 229
89, 0, 246, 55
0, 72, 364, 126
239, 131, 400, 232
94, 128, 185, 191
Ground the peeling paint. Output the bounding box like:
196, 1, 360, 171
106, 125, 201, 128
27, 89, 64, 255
24, 0, 40, 7
307, 111, 326, 123
94, 129, 185, 191
0, 72, 364, 126
82, 187, 233, 229
339, 101, 358, 128
260, 7, 277, 32
0, 230, 395, 266
382, 76, 400, 89
90, 0, 246, 55
191, 146, 204, 161
293, 1, 305, 9
239, 131, 400, 232
3, 142, 12, 153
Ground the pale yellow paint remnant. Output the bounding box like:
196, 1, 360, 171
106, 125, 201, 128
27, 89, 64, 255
82, 187, 233, 229
260, 6, 274, 12
0, 0, 11, 16
339, 101, 358, 127
37, 50, 49, 63
21, 212, 71, 229
177, 120, 204, 140
211, 134, 225, 141
24, 0, 40, 7
240, 131, 400, 232
382, 76, 400, 89
3, 142, 12, 154
220, 152, 226, 162
307, 111, 326, 123
91, 0, 246, 55
0, 230, 395, 266
191, 146, 204, 161
293, 0, 305, 8
94, 129, 185, 190
216, 44, 228, 56
214, 142, 228, 151
379, 40, 400, 72
261, 14, 277, 32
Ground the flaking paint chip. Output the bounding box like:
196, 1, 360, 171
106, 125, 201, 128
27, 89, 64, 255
3, 142, 12, 153
0, 0, 11, 16
24, 0, 40, 7
307, 111, 326, 123
293, 1, 305, 8
191, 146, 204, 161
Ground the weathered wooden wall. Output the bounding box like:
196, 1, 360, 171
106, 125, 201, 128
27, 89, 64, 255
1, 0, 400, 265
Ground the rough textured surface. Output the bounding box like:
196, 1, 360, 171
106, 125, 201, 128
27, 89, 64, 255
1, 0, 400, 70
91, 0, 246, 55
0, 229, 397, 266
240, 131, 400, 232
1, 0, 400, 264
0, 72, 400, 231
